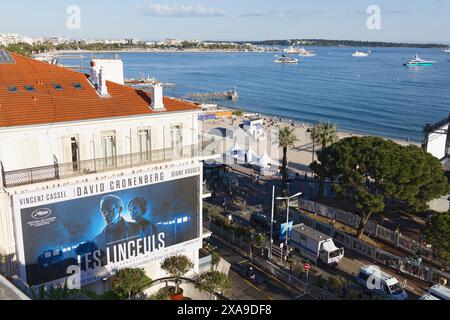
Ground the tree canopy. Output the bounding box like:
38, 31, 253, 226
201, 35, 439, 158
277, 127, 299, 197
311, 136, 450, 238
310, 121, 339, 149
161, 255, 194, 294
424, 211, 450, 266
197, 271, 232, 299
110, 268, 151, 300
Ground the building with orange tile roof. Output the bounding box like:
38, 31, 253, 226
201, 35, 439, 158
0, 50, 216, 294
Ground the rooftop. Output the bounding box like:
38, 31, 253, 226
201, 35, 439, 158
0, 50, 199, 128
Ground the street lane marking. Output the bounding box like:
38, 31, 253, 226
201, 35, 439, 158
238, 260, 248, 265
267, 296, 274, 300
244, 279, 262, 292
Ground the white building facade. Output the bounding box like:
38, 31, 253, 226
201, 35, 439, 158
0, 50, 214, 291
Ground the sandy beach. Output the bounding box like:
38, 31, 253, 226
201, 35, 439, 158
201, 112, 419, 176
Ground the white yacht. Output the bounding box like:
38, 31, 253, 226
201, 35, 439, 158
274, 55, 298, 64
445, 48, 450, 53
284, 46, 316, 56
352, 50, 370, 57
298, 48, 317, 57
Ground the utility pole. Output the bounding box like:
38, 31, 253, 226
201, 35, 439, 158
276, 191, 302, 260
269, 185, 275, 260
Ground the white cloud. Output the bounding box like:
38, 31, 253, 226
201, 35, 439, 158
138, 3, 225, 18
240, 10, 280, 17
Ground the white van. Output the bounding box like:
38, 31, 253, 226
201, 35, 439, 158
419, 285, 450, 300
356, 265, 408, 300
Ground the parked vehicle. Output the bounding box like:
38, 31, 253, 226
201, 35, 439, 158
243, 266, 256, 281
250, 213, 280, 237
419, 284, 450, 300
289, 224, 344, 266
356, 265, 408, 300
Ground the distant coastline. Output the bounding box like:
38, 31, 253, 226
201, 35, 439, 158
247, 39, 449, 48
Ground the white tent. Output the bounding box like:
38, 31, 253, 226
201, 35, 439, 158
254, 152, 277, 169
246, 148, 258, 165
224, 143, 247, 162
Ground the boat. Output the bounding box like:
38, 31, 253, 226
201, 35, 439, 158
444, 48, 450, 53
298, 48, 316, 57
274, 55, 298, 64
403, 54, 435, 67
352, 50, 370, 57
284, 46, 316, 56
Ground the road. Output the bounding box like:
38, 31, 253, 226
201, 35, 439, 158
208, 237, 303, 300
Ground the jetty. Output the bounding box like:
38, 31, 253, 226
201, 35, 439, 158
186, 88, 238, 102
124, 76, 176, 89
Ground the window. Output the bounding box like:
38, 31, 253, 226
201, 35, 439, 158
8, 86, 18, 93
138, 129, 151, 161
71, 137, 80, 171
53, 83, 63, 91
171, 125, 183, 156
72, 83, 83, 89
24, 85, 35, 92
101, 134, 116, 167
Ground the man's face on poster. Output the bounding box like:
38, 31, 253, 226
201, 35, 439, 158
100, 196, 122, 225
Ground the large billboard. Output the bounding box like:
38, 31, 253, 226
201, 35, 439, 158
13, 164, 201, 286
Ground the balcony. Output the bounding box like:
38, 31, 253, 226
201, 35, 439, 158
1, 144, 218, 188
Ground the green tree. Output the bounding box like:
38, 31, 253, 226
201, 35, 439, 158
310, 121, 339, 150
309, 122, 339, 197
211, 251, 221, 271
311, 136, 450, 239
277, 127, 299, 197
197, 271, 232, 300
110, 268, 152, 300
424, 211, 450, 265
161, 255, 194, 295
31, 281, 78, 300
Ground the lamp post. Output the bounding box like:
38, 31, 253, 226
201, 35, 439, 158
269, 185, 275, 260
276, 191, 302, 259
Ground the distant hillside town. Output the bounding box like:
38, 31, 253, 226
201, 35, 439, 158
1, 33, 447, 57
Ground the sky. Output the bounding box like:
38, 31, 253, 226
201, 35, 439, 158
0, 0, 449, 44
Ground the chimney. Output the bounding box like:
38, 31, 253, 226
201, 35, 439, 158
150, 82, 165, 111
97, 68, 109, 96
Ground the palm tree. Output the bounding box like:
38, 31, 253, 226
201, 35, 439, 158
277, 127, 299, 197
309, 121, 338, 197
310, 121, 338, 150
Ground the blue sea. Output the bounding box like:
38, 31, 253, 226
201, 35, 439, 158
58, 47, 450, 142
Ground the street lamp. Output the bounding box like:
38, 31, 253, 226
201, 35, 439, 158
276, 191, 303, 259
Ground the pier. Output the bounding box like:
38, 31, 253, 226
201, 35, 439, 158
186, 88, 238, 102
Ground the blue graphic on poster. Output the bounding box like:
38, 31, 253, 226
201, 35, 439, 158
18, 176, 199, 286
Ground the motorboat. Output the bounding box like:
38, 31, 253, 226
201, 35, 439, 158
444, 48, 450, 53
352, 50, 370, 57
274, 54, 298, 64
285, 46, 316, 56
404, 54, 435, 67
298, 48, 317, 57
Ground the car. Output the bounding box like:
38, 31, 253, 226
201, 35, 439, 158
243, 266, 256, 281
356, 265, 408, 300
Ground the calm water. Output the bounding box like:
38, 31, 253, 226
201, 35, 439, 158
59, 48, 450, 142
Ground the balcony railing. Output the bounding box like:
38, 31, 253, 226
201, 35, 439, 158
1, 144, 218, 188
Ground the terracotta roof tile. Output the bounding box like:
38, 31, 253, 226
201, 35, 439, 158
0, 52, 199, 128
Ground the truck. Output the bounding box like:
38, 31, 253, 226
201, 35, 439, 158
289, 224, 344, 266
